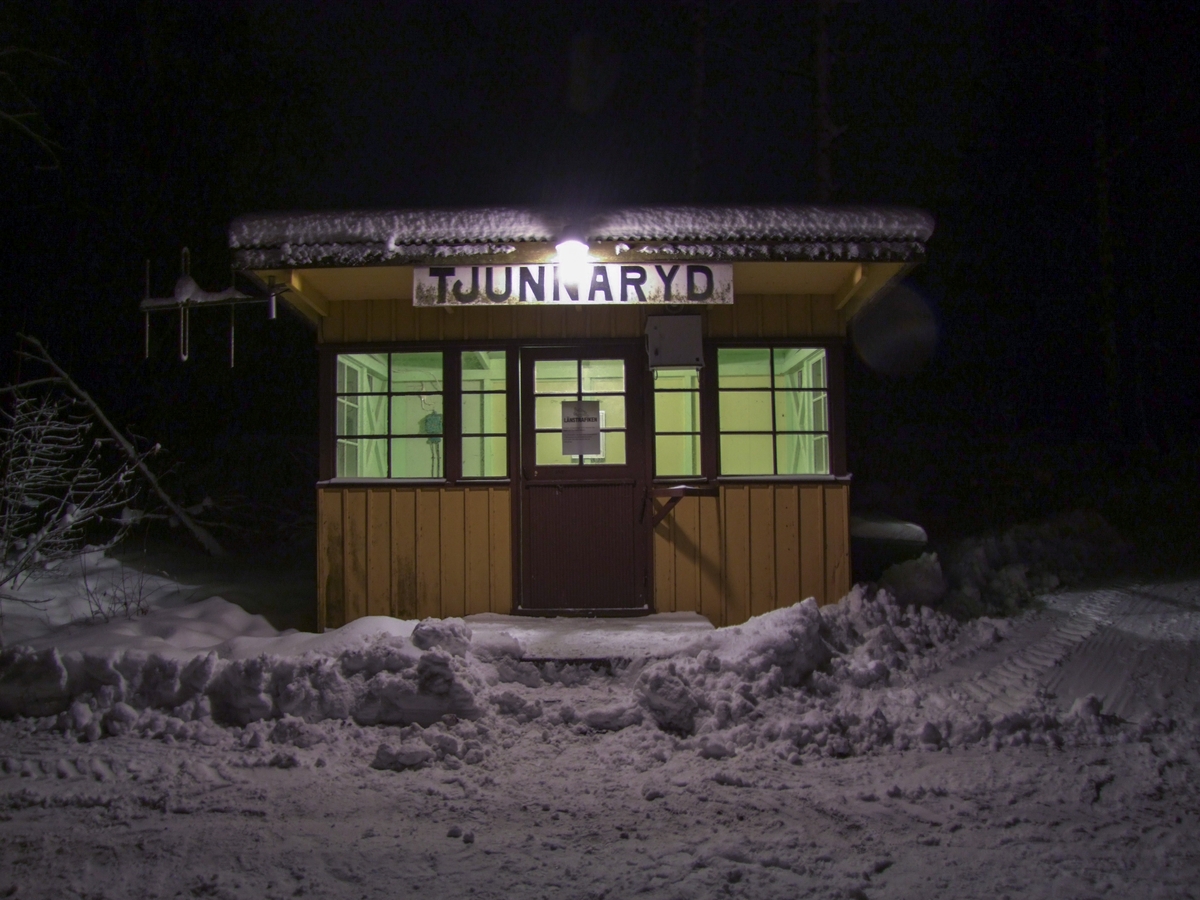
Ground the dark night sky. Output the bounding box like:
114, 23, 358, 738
1, 0, 1197, 527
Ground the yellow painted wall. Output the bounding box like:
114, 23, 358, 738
317, 485, 512, 629
315, 482, 850, 631
316, 293, 845, 344
651, 484, 850, 626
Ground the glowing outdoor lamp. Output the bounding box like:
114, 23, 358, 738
554, 237, 591, 289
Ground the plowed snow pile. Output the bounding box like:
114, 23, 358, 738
0, 581, 1172, 766
3, 568, 1199, 898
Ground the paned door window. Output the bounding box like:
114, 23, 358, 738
533, 358, 627, 466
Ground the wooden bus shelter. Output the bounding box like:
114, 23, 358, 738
229, 206, 933, 631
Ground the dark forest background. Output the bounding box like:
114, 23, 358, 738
2, 1, 1196, 570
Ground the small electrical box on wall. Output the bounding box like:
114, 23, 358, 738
645, 315, 704, 369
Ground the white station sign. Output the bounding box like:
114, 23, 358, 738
561, 400, 601, 456
414, 263, 732, 307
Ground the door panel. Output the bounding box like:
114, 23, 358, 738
518, 344, 650, 613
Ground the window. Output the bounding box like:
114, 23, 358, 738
717, 347, 829, 475
335, 352, 444, 478
461, 350, 508, 477
653, 368, 701, 477
533, 358, 627, 466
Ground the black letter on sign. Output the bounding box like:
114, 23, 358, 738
620, 266, 648, 303
655, 265, 680, 303
686, 265, 714, 302
519, 266, 545, 303
588, 266, 614, 303
452, 267, 480, 303
485, 266, 512, 303
429, 267, 456, 305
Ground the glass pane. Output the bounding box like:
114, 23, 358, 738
462, 436, 507, 477
535, 396, 568, 429
777, 434, 830, 475
462, 393, 507, 434
337, 394, 387, 436
337, 354, 388, 393
461, 350, 507, 391
392, 395, 444, 436
656, 434, 701, 477
581, 359, 624, 394
654, 391, 700, 433
583, 395, 626, 429
773, 348, 827, 389
717, 348, 770, 388
720, 434, 774, 475
391, 436, 443, 479
535, 430, 577, 466
336, 438, 388, 478
775, 391, 828, 432
653, 368, 700, 391
719, 391, 772, 431
390, 352, 443, 391
584, 430, 626, 465
534, 359, 578, 394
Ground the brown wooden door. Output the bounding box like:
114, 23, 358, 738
517, 344, 651, 614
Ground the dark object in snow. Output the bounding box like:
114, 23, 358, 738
850, 513, 928, 583
446, 825, 462, 838
462, 831, 475, 844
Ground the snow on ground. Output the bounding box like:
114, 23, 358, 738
2, 561, 1200, 898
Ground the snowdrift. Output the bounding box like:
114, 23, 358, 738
1, 584, 1154, 770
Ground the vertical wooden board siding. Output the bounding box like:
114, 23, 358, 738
365, 489, 392, 617
488, 488, 512, 612
760, 296, 789, 337
440, 490, 467, 618
463, 489, 491, 615
394, 300, 416, 340
340, 300, 366, 342
748, 485, 776, 618
787, 295, 814, 336
774, 486, 802, 610
673, 497, 701, 614
798, 485, 825, 604
414, 307, 443, 341
653, 513, 675, 613
513, 308, 539, 338
415, 489, 442, 619
343, 489, 369, 623
721, 487, 750, 626
706, 303, 736, 337
368, 299, 392, 341
462, 307, 490, 341
812, 296, 840, 335
391, 489, 418, 619
823, 484, 850, 605
735, 296, 763, 337
318, 489, 344, 631
698, 495, 723, 625
442, 309, 465, 341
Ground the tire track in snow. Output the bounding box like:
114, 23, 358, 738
954, 589, 1126, 714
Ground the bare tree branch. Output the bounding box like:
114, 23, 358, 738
15, 334, 226, 557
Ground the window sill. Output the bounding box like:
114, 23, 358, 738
715, 474, 852, 483
319, 478, 447, 487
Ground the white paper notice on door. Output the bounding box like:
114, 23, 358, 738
561, 400, 601, 456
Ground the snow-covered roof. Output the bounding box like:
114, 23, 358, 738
229, 205, 934, 269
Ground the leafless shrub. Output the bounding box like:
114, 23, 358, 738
0, 392, 140, 608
